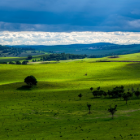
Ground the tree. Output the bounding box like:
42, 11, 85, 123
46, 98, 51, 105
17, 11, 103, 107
92, 90, 98, 97
22, 60, 28, 65
78, 93, 82, 100
27, 55, 32, 60
98, 90, 104, 97
16, 61, 21, 65
111, 86, 124, 98
87, 104, 91, 114
90, 87, 93, 92
107, 90, 112, 97
103, 91, 107, 98
135, 91, 140, 98
97, 86, 100, 91
1, 62, 7, 64
24, 75, 37, 87
9, 61, 15, 64
118, 92, 122, 100
108, 105, 117, 119
122, 92, 132, 104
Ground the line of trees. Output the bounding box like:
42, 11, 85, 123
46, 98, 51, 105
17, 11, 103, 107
90, 86, 139, 104
0, 60, 28, 65
39, 53, 87, 61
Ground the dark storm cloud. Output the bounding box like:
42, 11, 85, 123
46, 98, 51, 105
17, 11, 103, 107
0, 0, 140, 31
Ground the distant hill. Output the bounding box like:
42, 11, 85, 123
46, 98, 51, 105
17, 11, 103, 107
0, 44, 45, 57
8, 43, 140, 57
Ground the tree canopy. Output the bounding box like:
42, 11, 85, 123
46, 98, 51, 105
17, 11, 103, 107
24, 75, 37, 87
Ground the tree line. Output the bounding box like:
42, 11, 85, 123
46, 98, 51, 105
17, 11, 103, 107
89, 86, 140, 104
37, 53, 87, 61
0, 60, 28, 65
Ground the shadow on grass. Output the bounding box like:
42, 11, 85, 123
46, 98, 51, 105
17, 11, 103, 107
17, 85, 32, 90
90, 97, 101, 99
102, 118, 114, 121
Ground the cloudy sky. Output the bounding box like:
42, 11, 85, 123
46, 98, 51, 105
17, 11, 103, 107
0, 0, 140, 45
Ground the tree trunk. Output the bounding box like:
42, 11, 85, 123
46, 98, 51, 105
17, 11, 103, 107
88, 109, 91, 114
112, 114, 113, 119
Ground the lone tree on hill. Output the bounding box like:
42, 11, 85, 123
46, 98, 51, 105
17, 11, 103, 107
108, 105, 117, 119
24, 75, 37, 87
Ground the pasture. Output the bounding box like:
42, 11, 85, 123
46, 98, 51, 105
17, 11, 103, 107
0, 58, 140, 139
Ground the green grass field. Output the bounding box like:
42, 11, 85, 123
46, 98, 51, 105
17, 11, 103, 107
1, 54, 140, 139
91, 52, 140, 62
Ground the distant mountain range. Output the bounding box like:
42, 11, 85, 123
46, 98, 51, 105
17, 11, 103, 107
6, 42, 140, 57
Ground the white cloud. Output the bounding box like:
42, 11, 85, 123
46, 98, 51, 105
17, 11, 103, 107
0, 31, 140, 45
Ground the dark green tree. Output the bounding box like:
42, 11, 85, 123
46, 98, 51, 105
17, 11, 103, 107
107, 90, 112, 97
24, 75, 37, 87
87, 104, 91, 114
122, 92, 132, 104
108, 105, 117, 119
118, 92, 123, 100
22, 60, 28, 65
112, 86, 124, 98
78, 93, 82, 100
27, 55, 32, 60
103, 91, 107, 98
135, 91, 140, 98
90, 87, 93, 92
97, 86, 100, 91
16, 61, 21, 65
9, 61, 15, 64
1, 62, 7, 64
92, 90, 98, 97
98, 90, 104, 97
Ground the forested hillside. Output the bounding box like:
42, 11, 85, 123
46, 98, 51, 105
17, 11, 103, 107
0, 45, 44, 57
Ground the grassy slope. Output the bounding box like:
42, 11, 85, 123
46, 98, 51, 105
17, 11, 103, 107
91, 52, 140, 62
1, 56, 140, 139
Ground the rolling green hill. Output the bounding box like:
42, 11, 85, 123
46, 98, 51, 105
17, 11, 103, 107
1, 56, 140, 139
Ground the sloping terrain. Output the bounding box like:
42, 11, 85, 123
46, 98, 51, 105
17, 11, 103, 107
0, 59, 140, 139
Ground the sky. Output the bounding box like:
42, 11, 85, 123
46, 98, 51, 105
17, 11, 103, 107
0, 0, 140, 45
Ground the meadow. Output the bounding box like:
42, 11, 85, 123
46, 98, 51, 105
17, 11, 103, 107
1, 56, 140, 140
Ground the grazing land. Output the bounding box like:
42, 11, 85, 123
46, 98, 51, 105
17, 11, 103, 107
1, 53, 140, 139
